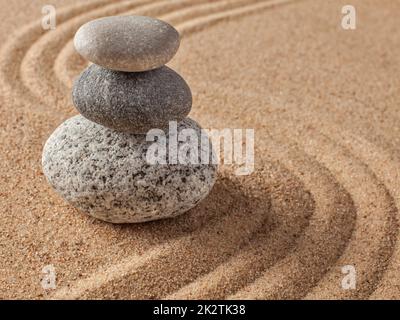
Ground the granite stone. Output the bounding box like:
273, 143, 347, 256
42, 115, 217, 223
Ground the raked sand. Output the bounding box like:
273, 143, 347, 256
1, 0, 400, 299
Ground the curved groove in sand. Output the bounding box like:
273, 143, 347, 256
52, 176, 271, 299
0, 0, 113, 108
20, 0, 181, 108
176, 0, 294, 37
346, 137, 400, 300
53, 0, 253, 89
230, 132, 397, 300
19, 0, 296, 109
304, 131, 399, 299
58, 0, 296, 88
20, 0, 226, 106
167, 143, 346, 300
194, 82, 400, 299
53, 132, 360, 300
1, 0, 314, 300
160, 0, 255, 25
4, 0, 395, 300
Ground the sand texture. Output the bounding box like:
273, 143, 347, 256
1, 0, 400, 299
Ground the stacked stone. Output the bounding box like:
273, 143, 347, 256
42, 16, 217, 224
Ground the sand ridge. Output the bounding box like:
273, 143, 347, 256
1, 0, 400, 299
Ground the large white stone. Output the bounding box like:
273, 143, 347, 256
42, 115, 217, 223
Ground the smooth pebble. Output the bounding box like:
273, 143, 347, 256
74, 15, 180, 72
72, 64, 192, 133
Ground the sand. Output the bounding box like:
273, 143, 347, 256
0, 0, 399, 299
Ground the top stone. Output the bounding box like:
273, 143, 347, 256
74, 16, 180, 72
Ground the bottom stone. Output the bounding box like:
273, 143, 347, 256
42, 115, 217, 223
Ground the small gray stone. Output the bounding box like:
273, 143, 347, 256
74, 15, 180, 72
42, 115, 217, 224
72, 64, 192, 133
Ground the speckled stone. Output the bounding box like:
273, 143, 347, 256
72, 64, 192, 133
74, 15, 180, 72
42, 115, 217, 223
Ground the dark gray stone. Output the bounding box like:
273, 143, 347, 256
74, 15, 180, 72
42, 115, 217, 224
72, 64, 192, 133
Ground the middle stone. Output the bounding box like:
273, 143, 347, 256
72, 64, 192, 133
